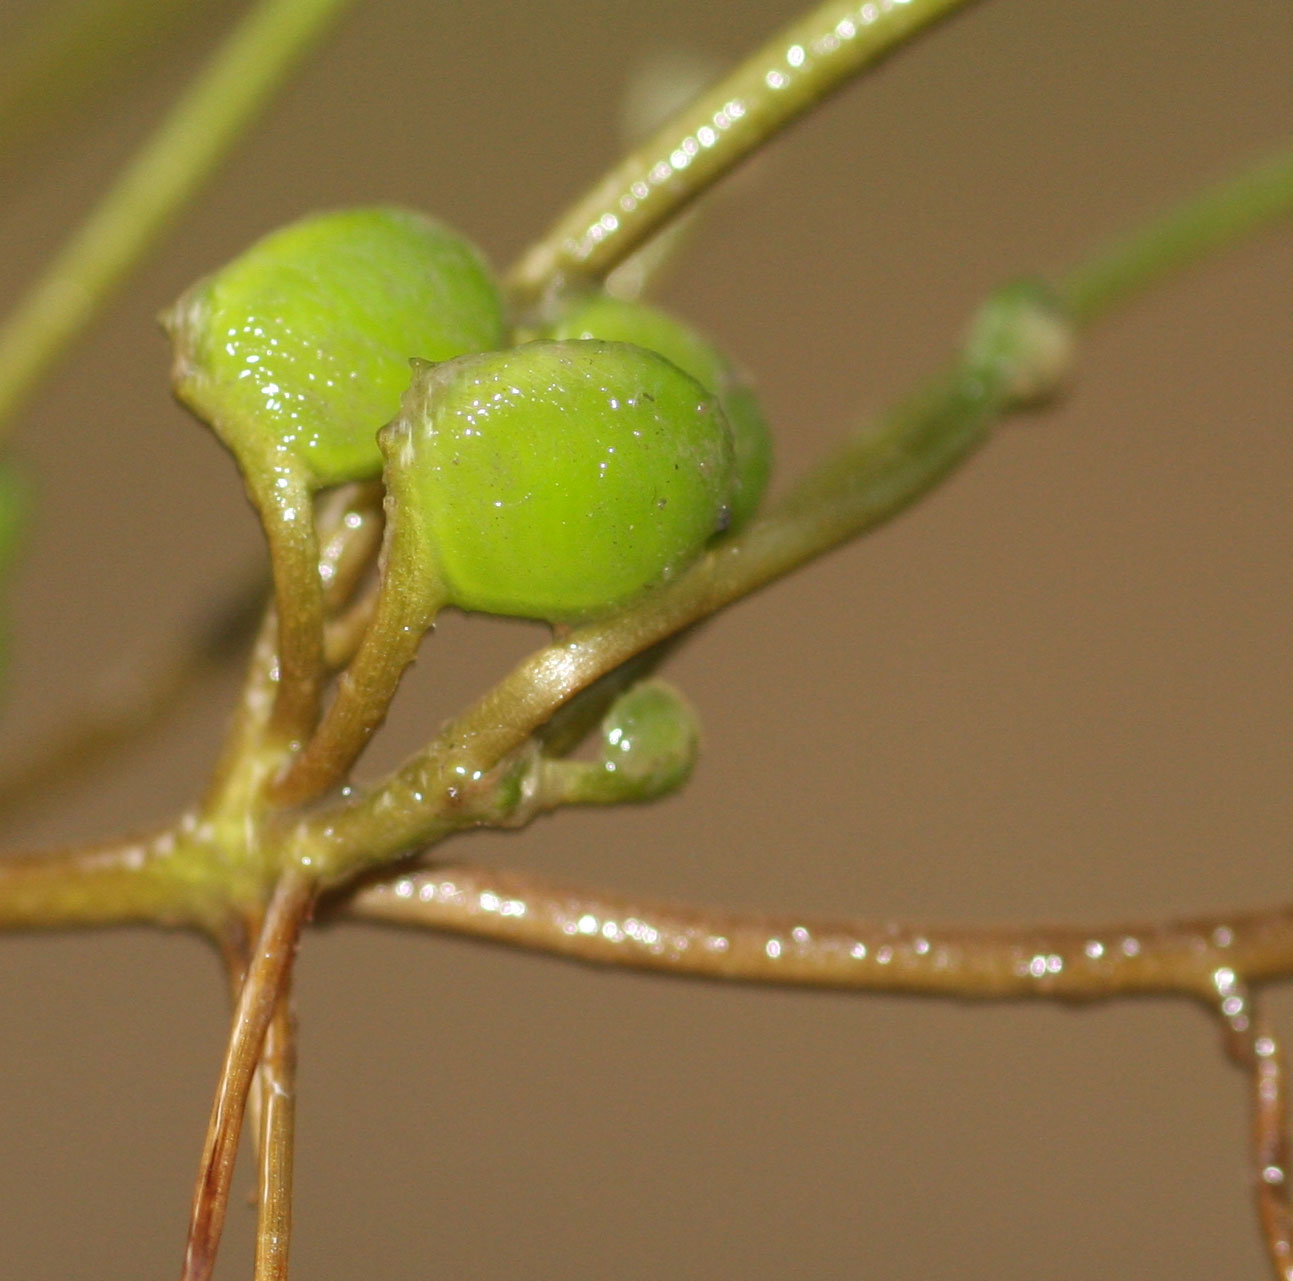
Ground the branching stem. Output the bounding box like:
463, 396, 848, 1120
253, 989, 297, 1281
345, 865, 1293, 1002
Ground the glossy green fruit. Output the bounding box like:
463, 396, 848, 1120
382, 339, 735, 622
549, 294, 771, 529
164, 205, 505, 488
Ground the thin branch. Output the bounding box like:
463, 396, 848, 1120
253, 988, 297, 1281
253, 475, 328, 745
0, 0, 356, 436
506, 0, 982, 310
0, 821, 212, 931
182, 870, 313, 1281
342, 865, 1293, 1002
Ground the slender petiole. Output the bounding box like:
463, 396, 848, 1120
246, 468, 327, 745
1059, 146, 1293, 330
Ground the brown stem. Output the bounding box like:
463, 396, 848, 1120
254, 988, 297, 1281
181, 870, 313, 1281
271, 506, 444, 809
1243, 1022, 1293, 1281
341, 865, 1293, 1002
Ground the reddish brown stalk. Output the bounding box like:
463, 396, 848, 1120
344, 865, 1293, 1002
181, 870, 313, 1281
253, 990, 297, 1281
1246, 1024, 1293, 1281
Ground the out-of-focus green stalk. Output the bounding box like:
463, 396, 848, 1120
0, 0, 224, 175
0, 0, 355, 438
1060, 144, 1293, 329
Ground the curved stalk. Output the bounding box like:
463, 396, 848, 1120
507, 0, 982, 310
246, 467, 327, 745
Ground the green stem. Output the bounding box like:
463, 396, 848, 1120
506, 0, 982, 311
0, 0, 355, 437
0, 822, 211, 930
1060, 144, 1293, 329
0, 0, 224, 176
246, 465, 326, 747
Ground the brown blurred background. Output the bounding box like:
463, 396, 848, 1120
0, 0, 1290, 1276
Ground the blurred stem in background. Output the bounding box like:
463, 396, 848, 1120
0, 0, 356, 437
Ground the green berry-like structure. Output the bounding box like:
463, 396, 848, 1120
382, 339, 736, 622
549, 294, 771, 530
164, 205, 505, 488
161, 206, 506, 735
596, 679, 700, 798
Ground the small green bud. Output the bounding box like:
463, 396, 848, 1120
595, 679, 700, 798
549, 294, 772, 530
163, 205, 505, 488
381, 339, 736, 623
963, 279, 1073, 410
539, 678, 701, 807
